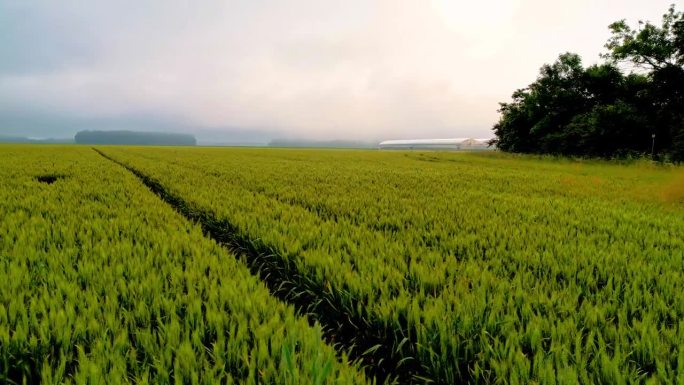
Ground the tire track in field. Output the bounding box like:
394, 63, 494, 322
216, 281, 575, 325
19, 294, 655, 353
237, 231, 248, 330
102, 150, 448, 298
94, 148, 431, 385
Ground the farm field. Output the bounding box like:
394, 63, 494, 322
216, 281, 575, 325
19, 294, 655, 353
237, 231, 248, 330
2, 144, 684, 384
0, 146, 367, 385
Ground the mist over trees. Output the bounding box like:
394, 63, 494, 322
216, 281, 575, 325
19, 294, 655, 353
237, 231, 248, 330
0, 136, 74, 144
74, 130, 197, 146
493, 5, 684, 161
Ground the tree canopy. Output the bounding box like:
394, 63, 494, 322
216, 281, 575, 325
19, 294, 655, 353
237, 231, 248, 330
493, 5, 684, 161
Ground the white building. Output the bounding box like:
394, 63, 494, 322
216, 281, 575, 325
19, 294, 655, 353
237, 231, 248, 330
378, 138, 492, 150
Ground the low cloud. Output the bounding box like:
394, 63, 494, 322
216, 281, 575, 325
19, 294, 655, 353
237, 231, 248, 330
0, 0, 675, 141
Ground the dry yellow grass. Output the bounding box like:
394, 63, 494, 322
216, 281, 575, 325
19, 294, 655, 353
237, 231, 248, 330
661, 173, 684, 204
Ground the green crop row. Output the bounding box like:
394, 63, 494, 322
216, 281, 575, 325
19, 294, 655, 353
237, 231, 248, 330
100, 146, 684, 384
0, 145, 369, 385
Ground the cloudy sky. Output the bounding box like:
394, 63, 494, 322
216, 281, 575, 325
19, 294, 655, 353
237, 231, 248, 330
0, 0, 675, 143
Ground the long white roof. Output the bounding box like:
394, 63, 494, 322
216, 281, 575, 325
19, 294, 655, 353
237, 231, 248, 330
378, 138, 489, 146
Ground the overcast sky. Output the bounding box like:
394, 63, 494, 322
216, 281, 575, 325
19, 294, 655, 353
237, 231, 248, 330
0, 0, 676, 142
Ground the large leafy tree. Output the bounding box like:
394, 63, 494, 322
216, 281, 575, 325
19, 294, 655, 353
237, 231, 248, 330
493, 4, 684, 161
605, 5, 684, 159
604, 5, 684, 70
493, 54, 642, 156
493, 53, 586, 153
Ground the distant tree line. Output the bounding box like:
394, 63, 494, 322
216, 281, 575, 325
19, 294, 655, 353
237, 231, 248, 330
75, 130, 197, 146
492, 5, 684, 161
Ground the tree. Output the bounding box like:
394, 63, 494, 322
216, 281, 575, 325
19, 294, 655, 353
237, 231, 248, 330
493, 54, 634, 156
604, 4, 684, 160
493, 53, 587, 154
604, 5, 684, 70
493, 4, 684, 161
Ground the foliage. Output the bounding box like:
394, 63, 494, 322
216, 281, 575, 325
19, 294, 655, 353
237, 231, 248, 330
604, 4, 684, 70
494, 5, 684, 161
